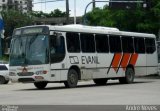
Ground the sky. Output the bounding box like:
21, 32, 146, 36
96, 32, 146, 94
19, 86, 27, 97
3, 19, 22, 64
33, 0, 108, 16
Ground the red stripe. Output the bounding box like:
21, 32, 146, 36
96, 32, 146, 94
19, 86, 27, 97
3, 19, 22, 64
112, 53, 122, 72
130, 53, 138, 66
121, 53, 131, 71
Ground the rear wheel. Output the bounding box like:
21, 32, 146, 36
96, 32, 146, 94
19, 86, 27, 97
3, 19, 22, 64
64, 69, 78, 88
119, 68, 135, 84
0, 76, 6, 84
93, 78, 108, 85
34, 82, 48, 89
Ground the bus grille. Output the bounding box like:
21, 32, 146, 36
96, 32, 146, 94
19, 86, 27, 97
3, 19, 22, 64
17, 72, 34, 76
18, 78, 35, 82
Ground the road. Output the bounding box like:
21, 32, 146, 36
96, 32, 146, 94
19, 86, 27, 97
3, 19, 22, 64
0, 77, 160, 105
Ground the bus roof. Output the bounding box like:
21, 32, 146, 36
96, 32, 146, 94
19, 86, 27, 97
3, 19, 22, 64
52, 24, 156, 38
16, 24, 156, 38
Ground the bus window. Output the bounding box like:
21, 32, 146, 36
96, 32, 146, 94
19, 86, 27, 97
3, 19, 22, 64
109, 35, 122, 53
95, 34, 109, 53
134, 38, 145, 53
145, 38, 156, 54
80, 33, 95, 53
66, 32, 80, 53
122, 37, 134, 53
50, 35, 65, 63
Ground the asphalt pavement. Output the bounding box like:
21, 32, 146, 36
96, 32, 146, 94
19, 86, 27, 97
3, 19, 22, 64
0, 77, 160, 105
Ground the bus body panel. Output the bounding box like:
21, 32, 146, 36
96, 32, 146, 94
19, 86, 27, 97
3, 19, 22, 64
134, 54, 147, 76
146, 51, 158, 75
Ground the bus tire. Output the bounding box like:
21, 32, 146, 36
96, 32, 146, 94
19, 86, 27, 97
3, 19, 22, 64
64, 69, 78, 88
119, 68, 135, 84
93, 78, 108, 85
0, 76, 6, 84
4, 80, 9, 84
34, 82, 48, 89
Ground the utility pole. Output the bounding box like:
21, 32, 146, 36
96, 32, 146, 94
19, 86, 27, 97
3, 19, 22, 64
66, 0, 69, 24
92, 0, 95, 9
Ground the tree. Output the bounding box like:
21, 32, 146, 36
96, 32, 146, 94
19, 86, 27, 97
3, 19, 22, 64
85, 0, 160, 36
1, 10, 33, 37
31, 9, 66, 18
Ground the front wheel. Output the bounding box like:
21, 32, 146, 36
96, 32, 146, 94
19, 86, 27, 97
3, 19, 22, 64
34, 82, 48, 89
0, 76, 6, 84
119, 68, 135, 84
4, 80, 9, 84
64, 69, 78, 88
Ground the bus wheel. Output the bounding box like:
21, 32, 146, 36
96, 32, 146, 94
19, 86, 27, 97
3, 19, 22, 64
119, 68, 135, 84
34, 82, 48, 89
4, 80, 9, 84
93, 78, 108, 85
0, 76, 6, 84
64, 69, 78, 88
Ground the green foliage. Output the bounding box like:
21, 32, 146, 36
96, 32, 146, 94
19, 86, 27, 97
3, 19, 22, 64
31, 9, 66, 18
1, 9, 66, 37
1, 10, 33, 37
85, 0, 160, 36
0, 55, 9, 62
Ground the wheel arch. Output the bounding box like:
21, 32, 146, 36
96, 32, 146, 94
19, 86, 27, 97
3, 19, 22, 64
69, 65, 81, 80
126, 64, 135, 73
0, 75, 5, 79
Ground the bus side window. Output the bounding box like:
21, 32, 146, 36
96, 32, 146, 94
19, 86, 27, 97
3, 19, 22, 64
122, 37, 134, 53
50, 35, 65, 63
66, 32, 80, 53
134, 37, 145, 53
80, 33, 95, 53
109, 35, 122, 53
145, 38, 156, 54
95, 34, 109, 53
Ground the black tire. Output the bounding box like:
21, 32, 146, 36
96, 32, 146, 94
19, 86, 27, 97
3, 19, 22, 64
119, 68, 135, 84
4, 80, 9, 84
0, 76, 6, 84
34, 82, 48, 89
93, 78, 108, 85
64, 69, 78, 88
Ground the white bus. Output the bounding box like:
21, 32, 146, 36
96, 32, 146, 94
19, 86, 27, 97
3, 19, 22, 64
9, 25, 158, 89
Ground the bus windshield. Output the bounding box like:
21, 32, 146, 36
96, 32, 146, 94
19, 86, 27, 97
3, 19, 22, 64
10, 34, 49, 66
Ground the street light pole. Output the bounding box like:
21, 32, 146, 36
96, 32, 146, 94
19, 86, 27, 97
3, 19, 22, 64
92, 0, 95, 9
74, 0, 76, 24
66, 0, 69, 24
83, 0, 144, 25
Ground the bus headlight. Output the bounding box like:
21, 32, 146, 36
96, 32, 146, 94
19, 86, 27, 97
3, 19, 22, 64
35, 70, 48, 75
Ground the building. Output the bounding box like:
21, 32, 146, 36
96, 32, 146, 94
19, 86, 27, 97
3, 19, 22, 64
0, 0, 7, 11
109, 0, 143, 9
0, 0, 32, 13
34, 17, 82, 25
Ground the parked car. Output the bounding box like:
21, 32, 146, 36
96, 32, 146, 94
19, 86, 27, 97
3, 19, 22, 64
0, 63, 9, 84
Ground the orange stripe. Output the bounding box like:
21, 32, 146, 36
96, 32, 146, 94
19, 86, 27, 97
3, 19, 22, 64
130, 53, 138, 66
112, 53, 122, 72
121, 53, 131, 71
